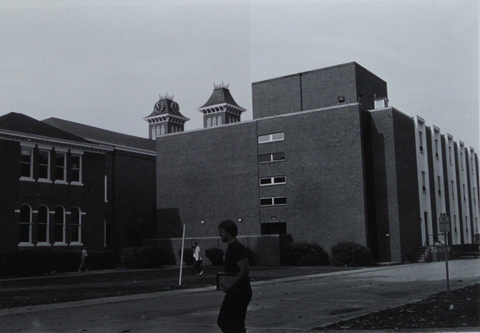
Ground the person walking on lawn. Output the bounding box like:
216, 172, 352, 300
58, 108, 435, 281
78, 247, 88, 272
192, 242, 204, 275
217, 220, 252, 333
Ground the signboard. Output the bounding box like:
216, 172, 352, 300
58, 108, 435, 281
439, 215, 450, 233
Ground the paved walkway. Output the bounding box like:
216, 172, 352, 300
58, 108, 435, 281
0, 259, 478, 332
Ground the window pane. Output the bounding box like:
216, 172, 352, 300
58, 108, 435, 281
274, 197, 287, 205
272, 152, 285, 161
19, 224, 30, 242
273, 177, 286, 184
39, 165, 48, 179
259, 178, 272, 185
260, 198, 272, 206
21, 149, 32, 162
258, 135, 269, 143
21, 164, 31, 177
38, 224, 47, 242
20, 205, 30, 222
271, 133, 284, 141
258, 154, 271, 163
38, 151, 49, 164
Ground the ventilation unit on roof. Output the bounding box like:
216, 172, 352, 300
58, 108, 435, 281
374, 97, 389, 109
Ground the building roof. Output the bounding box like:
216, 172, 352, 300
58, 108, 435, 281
43, 117, 156, 153
0, 112, 91, 144
198, 85, 244, 110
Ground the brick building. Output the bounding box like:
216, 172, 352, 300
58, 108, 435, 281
151, 62, 479, 264
0, 111, 158, 257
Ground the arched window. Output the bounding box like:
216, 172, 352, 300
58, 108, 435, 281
151, 127, 155, 139
54, 206, 66, 244
19, 204, 32, 244
156, 126, 161, 137
161, 125, 165, 135
218, 116, 222, 125
212, 117, 217, 126
70, 207, 82, 244
37, 205, 49, 244
207, 118, 211, 127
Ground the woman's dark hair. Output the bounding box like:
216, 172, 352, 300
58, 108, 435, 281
218, 219, 238, 238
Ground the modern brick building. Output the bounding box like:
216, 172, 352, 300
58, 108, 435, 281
151, 62, 479, 264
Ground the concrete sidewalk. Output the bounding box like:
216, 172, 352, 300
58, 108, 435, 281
0, 259, 478, 332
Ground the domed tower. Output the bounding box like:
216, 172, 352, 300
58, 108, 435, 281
144, 94, 190, 140
198, 83, 246, 128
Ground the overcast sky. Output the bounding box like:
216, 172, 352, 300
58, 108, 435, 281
1, 0, 478, 151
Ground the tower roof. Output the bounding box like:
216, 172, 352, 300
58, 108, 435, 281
144, 94, 189, 121
198, 83, 245, 110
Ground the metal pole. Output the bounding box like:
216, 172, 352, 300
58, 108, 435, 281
444, 230, 450, 292
179, 224, 186, 286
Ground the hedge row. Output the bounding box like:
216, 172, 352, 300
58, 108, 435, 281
282, 242, 372, 267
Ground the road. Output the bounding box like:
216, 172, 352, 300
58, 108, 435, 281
0, 259, 478, 332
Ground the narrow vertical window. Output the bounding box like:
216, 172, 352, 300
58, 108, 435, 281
104, 175, 108, 202
218, 116, 222, 125
448, 146, 452, 164
207, 118, 211, 127
421, 171, 426, 192
435, 139, 439, 158
19, 204, 32, 244
151, 127, 155, 139
38, 150, 50, 180
451, 181, 455, 200
55, 152, 66, 182
418, 131, 423, 152
21, 148, 33, 179
71, 155, 82, 183
437, 176, 442, 196
212, 117, 217, 126
37, 205, 49, 244
161, 125, 165, 135
54, 206, 65, 244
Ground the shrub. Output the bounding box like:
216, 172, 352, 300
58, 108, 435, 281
330, 242, 372, 267
205, 248, 224, 266
119, 247, 168, 269
245, 247, 257, 266
179, 247, 195, 266
283, 243, 329, 266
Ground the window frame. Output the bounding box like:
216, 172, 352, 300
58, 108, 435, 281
18, 204, 33, 246
37, 205, 50, 245
54, 206, 66, 245
258, 152, 285, 164
38, 149, 51, 181
259, 176, 286, 186
20, 147, 34, 180
260, 196, 287, 206
258, 132, 285, 144
70, 154, 83, 185
70, 207, 83, 245
55, 151, 67, 183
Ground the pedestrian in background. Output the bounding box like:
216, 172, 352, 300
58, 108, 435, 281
192, 242, 204, 275
78, 247, 88, 272
217, 220, 252, 333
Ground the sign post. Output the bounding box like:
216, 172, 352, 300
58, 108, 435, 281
179, 224, 186, 286
439, 214, 450, 292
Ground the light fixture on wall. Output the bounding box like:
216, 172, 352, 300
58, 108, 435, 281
238, 218, 242, 222
201, 220, 205, 224
337, 96, 346, 103
271, 216, 276, 220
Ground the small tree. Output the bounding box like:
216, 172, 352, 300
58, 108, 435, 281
205, 248, 224, 266
283, 243, 330, 266
330, 242, 372, 267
